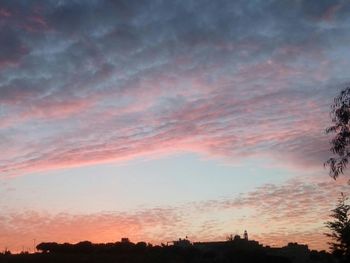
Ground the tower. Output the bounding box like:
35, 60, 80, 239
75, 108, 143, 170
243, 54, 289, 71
244, 230, 248, 240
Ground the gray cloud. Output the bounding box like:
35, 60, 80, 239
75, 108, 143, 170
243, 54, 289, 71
1, 0, 350, 175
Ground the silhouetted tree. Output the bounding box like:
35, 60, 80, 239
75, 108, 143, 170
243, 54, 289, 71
36, 242, 59, 253
8, 238, 327, 263
325, 192, 350, 261
226, 234, 234, 241
325, 87, 350, 180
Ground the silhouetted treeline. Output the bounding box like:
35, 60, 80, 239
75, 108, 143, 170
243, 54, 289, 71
0, 239, 336, 263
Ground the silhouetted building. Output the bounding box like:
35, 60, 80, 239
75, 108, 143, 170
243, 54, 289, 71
193, 235, 262, 252
121, 238, 130, 243
172, 238, 191, 247
234, 234, 241, 241
33, 235, 334, 263
266, 242, 310, 263
244, 230, 248, 240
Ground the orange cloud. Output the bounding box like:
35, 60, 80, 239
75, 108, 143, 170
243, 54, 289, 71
1, 177, 347, 252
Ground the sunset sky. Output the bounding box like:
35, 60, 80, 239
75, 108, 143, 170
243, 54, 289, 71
1, 0, 350, 252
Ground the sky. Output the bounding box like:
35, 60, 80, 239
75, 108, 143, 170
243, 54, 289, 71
1, 0, 350, 252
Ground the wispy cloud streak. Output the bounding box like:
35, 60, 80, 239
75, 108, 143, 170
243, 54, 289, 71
1, 0, 350, 175
1, 177, 347, 251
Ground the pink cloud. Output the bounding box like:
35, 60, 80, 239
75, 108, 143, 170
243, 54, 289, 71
321, 3, 342, 22
0, 15, 342, 178
0, 177, 346, 252
0, 82, 332, 177
0, 208, 182, 253
0, 8, 11, 17
1, 0, 350, 254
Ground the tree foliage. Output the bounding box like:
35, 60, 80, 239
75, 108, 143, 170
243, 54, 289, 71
325, 193, 350, 259
325, 87, 350, 179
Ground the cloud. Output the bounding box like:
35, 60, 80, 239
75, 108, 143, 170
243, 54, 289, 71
0, 27, 29, 68
1, 0, 350, 176
0, 207, 183, 252
1, 0, 350, 254
0, 176, 348, 252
